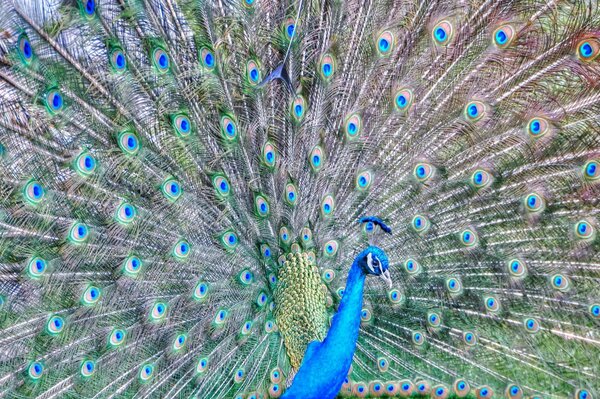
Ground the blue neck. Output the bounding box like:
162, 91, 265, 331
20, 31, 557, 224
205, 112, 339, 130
321, 256, 366, 366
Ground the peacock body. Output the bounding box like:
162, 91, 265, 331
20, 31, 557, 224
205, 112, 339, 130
0, 0, 600, 398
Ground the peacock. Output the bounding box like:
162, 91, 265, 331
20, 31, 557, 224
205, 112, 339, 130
0, 0, 600, 398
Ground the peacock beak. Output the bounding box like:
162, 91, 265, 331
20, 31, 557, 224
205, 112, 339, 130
380, 269, 392, 288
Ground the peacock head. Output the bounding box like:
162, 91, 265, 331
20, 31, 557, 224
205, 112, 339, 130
356, 216, 392, 287
356, 246, 392, 288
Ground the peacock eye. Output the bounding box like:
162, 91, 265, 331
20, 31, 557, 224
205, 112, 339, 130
45, 89, 64, 114
81, 0, 96, 17
432, 20, 453, 46
377, 31, 394, 56
152, 47, 170, 73
246, 60, 261, 84
199, 47, 216, 70
18, 34, 34, 65
493, 24, 516, 48
577, 38, 600, 61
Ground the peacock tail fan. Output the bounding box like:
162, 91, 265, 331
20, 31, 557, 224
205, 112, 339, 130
0, 0, 599, 398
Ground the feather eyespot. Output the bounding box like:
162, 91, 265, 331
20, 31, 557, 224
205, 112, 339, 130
464, 101, 486, 122
523, 317, 540, 333
270, 367, 282, 383
484, 295, 500, 312
240, 320, 253, 338
80, 360, 95, 377
284, 182, 298, 206
507, 258, 527, 278
412, 331, 426, 345
323, 240, 339, 257
300, 227, 312, 245
377, 357, 389, 372
577, 38, 600, 61
28, 362, 44, 380
279, 226, 291, 245
139, 364, 154, 382
82, 285, 101, 306
309, 145, 325, 172
527, 117, 549, 138
200, 47, 216, 70
161, 178, 182, 201
493, 24, 516, 48
212, 174, 231, 198
344, 113, 362, 140
261, 244, 272, 258
262, 141, 277, 168
446, 277, 462, 295
46, 315, 65, 335
291, 96, 306, 121
589, 304, 600, 319
377, 31, 394, 56
524, 192, 544, 213
150, 302, 167, 321
432, 385, 449, 399
476, 386, 493, 399
505, 384, 523, 399
246, 60, 260, 84
115, 202, 136, 224
109, 47, 126, 72
27, 257, 47, 279
575, 389, 593, 399
109, 328, 125, 346
173, 239, 190, 260
453, 379, 470, 397
239, 269, 253, 285
74, 151, 96, 176
69, 222, 89, 243
574, 219, 595, 240
256, 291, 268, 307
322, 269, 334, 283
321, 194, 335, 218
416, 380, 431, 394
411, 214, 430, 234
173, 333, 187, 351
394, 88, 414, 112
117, 130, 140, 156
172, 113, 192, 138
23, 180, 45, 205
459, 228, 478, 247
353, 382, 369, 397
221, 230, 238, 250
414, 162, 434, 183
388, 288, 403, 304
197, 357, 209, 373
550, 274, 570, 292
427, 311, 442, 328
583, 160, 599, 181
18, 34, 33, 65
214, 309, 228, 326
220, 115, 238, 141
193, 281, 208, 301
463, 331, 478, 346
254, 194, 270, 218
404, 258, 421, 275
470, 169, 492, 189
234, 367, 245, 383
356, 170, 373, 191
284, 18, 296, 40
398, 380, 413, 395
123, 255, 142, 276
152, 47, 170, 72
45, 89, 64, 114
269, 384, 282, 397
432, 21, 453, 46
320, 54, 335, 80
80, 0, 96, 17
265, 319, 275, 333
